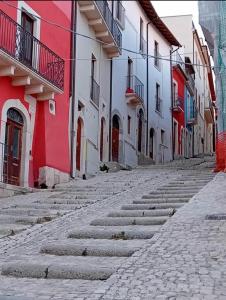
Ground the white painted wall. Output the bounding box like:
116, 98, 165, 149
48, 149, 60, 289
74, 3, 111, 175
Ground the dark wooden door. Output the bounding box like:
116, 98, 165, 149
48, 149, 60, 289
4, 119, 23, 186
100, 118, 104, 161
76, 118, 82, 171
112, 127, 119, 162
138, 117, 142, 152
21, 12, 34, 65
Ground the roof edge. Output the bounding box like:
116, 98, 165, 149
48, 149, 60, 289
139, 0, 181, 47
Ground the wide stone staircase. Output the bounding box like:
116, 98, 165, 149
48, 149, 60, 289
1, 171, 215, 281
0, 172, 141, 238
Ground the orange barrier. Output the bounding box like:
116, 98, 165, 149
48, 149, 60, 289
215, 131, 226, 172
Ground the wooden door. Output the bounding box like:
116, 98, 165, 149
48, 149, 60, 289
138, 117, 142, 152
112, 127, 119, 162
100, 118, 104, 161
21, 12, 34, 65
4, 119, 23, 186
76, 118, 82, 171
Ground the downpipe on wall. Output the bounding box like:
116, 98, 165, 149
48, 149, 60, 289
146, 21, 151, 157
70, 1, 77, 178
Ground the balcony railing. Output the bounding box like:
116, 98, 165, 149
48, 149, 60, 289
156, 95, 163, 114
172, 51, 185, 71
95, 1, 122, 49
173, 96, 184, 111
127, 75, 144, 101
0, 10, 64, 90
90, 76, 100, 107
186, 72, 195, 91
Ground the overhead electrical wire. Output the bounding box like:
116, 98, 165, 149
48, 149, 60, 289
2, 0, 218, 71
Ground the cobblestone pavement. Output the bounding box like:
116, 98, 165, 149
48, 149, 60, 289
0, 157, 220, 299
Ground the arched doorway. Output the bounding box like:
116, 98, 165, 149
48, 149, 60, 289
112, 115, 120, 162
4, 108, 24, 186
100, 117, 105, 161
137, 109, 144, 153
76, 118, 83, 171
149, 128, 155, 159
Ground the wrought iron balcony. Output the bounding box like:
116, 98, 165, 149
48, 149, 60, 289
172, 96, 184, 112
126, 75, 144, 106
186, 72, 195, 93
78, 1, 122, 57
0, 9, 64, 92
95, 1, 122, 48
90, 76, 100, 107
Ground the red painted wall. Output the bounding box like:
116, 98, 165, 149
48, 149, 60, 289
0, 1, 72, 186
173, 67, 186, 155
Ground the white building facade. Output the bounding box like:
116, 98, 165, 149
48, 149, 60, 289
73, 1, 181, 176
111, 1, 180, 167
74, 1, 122, 176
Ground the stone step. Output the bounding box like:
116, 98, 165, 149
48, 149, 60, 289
35, 198, 95, 205
107, 209, 174, 218
0, 215, 55, 225
49, 193, 109, 199
1, 256, 123, 280
0, 224, 29, 235
40, 239, 141, 257
164, 184, 204, 188
134, 198, 189, 204
90, 216, 167, 226
15, 203, 80, 211
157, 187, 200, 192
121, 203, 183, 210
142, 194, 192, 199
147, 191, 195, 196
68, 226, 160, 240
0, 208, 64, 217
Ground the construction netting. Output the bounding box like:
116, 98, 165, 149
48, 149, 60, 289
199, 0, 226, 171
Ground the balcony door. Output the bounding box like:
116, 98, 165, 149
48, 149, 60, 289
3, 109, 24, 186
20, 12, 34, 66
112, 115, 120, 162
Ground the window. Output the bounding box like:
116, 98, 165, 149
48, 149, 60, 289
91, 54, 96, 79
139, 18, 144, 52
173, 82, 178, 106
127, 57, 133, 88
161, 130, 165, 145
90, 54, 100, 106
21, 12, 34, 65
128, 115, 131, 135
115, 1, 125, 29
154, 41, 160, 67
156, 83, 161, 112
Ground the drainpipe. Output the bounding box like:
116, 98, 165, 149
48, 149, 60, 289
109, 58, 113, 161
70, 1, 77, 178
170, 46, 180, 161
146, 21, 151, 157
108, 1, 115, 162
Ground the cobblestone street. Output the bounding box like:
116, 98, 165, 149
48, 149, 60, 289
0, 157, 224, 300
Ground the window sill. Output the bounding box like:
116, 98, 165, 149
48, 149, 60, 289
155, 109, 163, 118
90, 99, 99, 110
